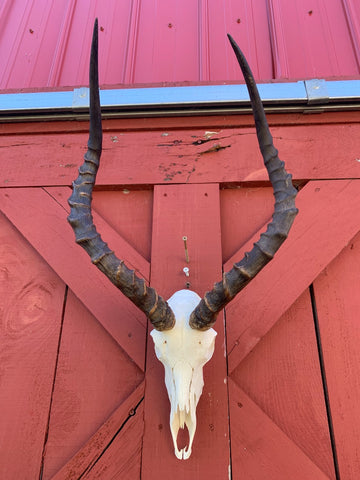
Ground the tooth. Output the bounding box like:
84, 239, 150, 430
183, 446, 192, 460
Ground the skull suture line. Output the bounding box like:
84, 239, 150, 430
68, 19, 298, 459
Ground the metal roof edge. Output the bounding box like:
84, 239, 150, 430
1, 79, 360, 121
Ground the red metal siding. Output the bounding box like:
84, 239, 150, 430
1, 0, 360, 90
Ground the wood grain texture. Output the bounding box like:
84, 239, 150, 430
92, 189, 153, 262
1, 122, 360, 187
226, 180, 360, 372
314, 231, 360, 479
51, 382, 144, 480
229, 379, 332, 480
220, 187, 274, 263
0, 187, 147, 370
80, 402, 144, 480
1, 112, 360, 136
231, 289, 335, 479
42, 290, 144, 479
0, 212, 65, 480
142, 184, 230, 478
46, 187, 150, 277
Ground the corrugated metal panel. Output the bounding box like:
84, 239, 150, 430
0, 0, 360, 90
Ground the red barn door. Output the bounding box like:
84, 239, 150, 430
1, 113, 360, 479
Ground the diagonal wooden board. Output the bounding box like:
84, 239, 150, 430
46, 187, 150, 277
0, 186, 149, 370
50, 381, 145, 480
42, 288, 145, 478
313, 231, 360, 479
229, 379, 331, 479
226, 179, 360, 373
142, 184, 230, 478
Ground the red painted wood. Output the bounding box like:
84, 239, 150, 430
1, 122, 360, 187
46, 187, 150, 277
229, 379, 331, 479
2, 111, 360, 137
3, 106, 359, 477
92, 190, 153, 262
314, 231, 360, 479
47, 187, 150, 277
0, 212, 65, 480
51, 382, 144, 480
42, 290, 143, 479
231, 289, 335, 478
220, 187, 273, 263
80, 403, 144, 479
0, 187, 148, 369
226, 179, 360, 372
142, 184, 229, 478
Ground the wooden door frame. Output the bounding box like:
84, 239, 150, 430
1, 110, 360, 478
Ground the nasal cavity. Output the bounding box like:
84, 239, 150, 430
177, 424, 190, 452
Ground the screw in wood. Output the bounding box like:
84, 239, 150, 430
182, 236, 189, 263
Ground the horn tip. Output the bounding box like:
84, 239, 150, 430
227, 33, 234, 43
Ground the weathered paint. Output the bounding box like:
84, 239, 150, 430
1, 116, 360, 187
1, 110, 360, 478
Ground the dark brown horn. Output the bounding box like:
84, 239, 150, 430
67, 19, 175, 331
189, 34, 298, 331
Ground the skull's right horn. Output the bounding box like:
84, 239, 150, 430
189, 34, 298, 331
67, 19, 175, 332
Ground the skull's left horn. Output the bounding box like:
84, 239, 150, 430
189, 34, 298, 331
67, 19, 175, 331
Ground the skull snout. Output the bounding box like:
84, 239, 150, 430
169, 361, 197, 459
172, 361, 194, 423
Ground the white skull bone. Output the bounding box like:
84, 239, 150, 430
150, 289, 217, 460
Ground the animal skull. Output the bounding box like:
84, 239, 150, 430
151, 290, 217, 459
67, 19, 298, 460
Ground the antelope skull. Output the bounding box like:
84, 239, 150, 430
151, 290, 217, 459
68, 19, 298, 459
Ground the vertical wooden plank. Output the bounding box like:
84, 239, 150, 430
142, 184, 229, 478
0, 212, 65, 480
314, 231, 360, 479
231, 290, 336, 478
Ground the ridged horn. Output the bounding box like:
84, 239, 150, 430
189, 34, 298, 331
67, 19, 175, 331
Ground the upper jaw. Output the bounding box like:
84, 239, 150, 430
170, 403, 196, 460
